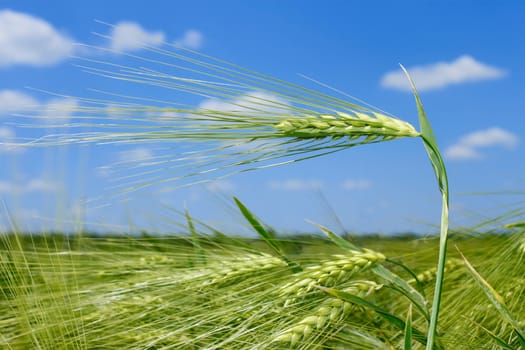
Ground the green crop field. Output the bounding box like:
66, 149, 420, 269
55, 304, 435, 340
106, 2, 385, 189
1, 223, 524, 349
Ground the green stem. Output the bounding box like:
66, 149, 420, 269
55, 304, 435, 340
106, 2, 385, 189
426, 193, 449, 350
402, 67, 450, 348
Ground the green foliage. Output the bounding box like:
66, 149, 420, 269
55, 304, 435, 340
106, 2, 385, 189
2, 222, 524, 349
459, 249, 525, 347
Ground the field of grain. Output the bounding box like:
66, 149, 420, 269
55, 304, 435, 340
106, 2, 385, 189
1, 213, 524, 349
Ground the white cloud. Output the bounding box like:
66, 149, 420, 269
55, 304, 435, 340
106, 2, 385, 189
0, 127, 14, 139
174, 29, 204, 49
445, 127, 519, 160
42, 97, 79, 123
445, 145, 479, 160
0, 10, 74, 67
0, 178, 58, 194
0, 126, 24, 154
0, 90, 79, 125
381, 55, 507, 92
26, 179, 58, 192
0, 90, 39, 115
268, 179, 323, 191
205, 180, 235, 192
341, 179, 372, 190
118, 147, 154, 163
95, 166, 113, 179
199, 91, 290, 115
109, 21, 165, 52
198, 98, 233, 112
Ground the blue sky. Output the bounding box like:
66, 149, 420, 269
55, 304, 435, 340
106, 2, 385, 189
1, 1, 524, 235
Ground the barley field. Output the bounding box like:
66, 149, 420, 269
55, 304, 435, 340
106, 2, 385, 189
1, 222, 524, 349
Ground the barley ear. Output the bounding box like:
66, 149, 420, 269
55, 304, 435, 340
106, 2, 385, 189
274, 112, 420, 141
273, 281, 382, 347
278, 250, 385, 307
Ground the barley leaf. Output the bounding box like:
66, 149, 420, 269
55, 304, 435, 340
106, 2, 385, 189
233, 196, 301, 272
319, 286, 435, 349
399, 65, 448, 199
386, 258, 428, 297
160, 203, 254, 249
401, 65, 449, 350
372, 265, 430, 321
185, 207, 206, 265
312, 222, 359, 251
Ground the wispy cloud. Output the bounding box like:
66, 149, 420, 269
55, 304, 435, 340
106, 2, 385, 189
0, 90, 80, 125
118, 147, 155, 163
0, 10, 74, 67
0, 126, 24, 154
341, 179, 372, 190
268, 179, 323, 191
0, 11, 203, 65
199, 91, 290, 115
174, 29, 204, 49
0, 127, 15, 140
95, 166, 113, 179
206, 180, 235, 192
380, 55, 507, 92
109, 21, 165, 52
107, 23, 204, 53
445, 127, 519, 160
0, 178, 59, 194
42, 97, 79, 123
0, 90, 39, 115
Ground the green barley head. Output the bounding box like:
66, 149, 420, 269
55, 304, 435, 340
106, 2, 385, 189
22, 38, 422, 196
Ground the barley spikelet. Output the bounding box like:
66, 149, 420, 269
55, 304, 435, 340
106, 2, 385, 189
279, 249, 385, 306
95, 252, 287, 295
273, 281, 383, 347
275, 112, 420, 141
203, 252, 287, 287
408, 258, 464, 285
157, 252, 286, 289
